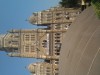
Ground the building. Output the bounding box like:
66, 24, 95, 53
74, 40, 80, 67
28, 62, 58, 75
0, 29, 66, 60
28, 6, 81, 25
0, 34, 6, 50
25, 6, 81, 75
0, 28, 62, 75
0, 6, 81, 75
0, 6, 81, 58
0, 33, 19, 52
28, 6, 81, 59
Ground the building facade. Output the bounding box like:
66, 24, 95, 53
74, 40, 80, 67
28, 6, 81, 58
0, 29, 66, 60
28, 62, 58, 75
0, 6, 81, 75
28, 6, 80, 25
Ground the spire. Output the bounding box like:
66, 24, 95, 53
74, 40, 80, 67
7, 53, 37, 58
8, 29, 67, 33
0, 34, 6, 50
27, 63, 37, 73
7, 53, 59, 60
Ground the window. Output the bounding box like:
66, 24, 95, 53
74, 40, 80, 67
25, 35, 30, 41
31, 35, 35, 37
31, 38, 35, 41
43, 45, 47, 48
31, 46, 34, 52
55, 40, 60, 42
25, 35, 29, 37
55, 26, 61, 29
31, 35, 35, 41
66, 16, 70, 20
25, 46, 29, 52
56, 17, 61, 20
14, 35, 19, 38
11, 40, 18, 45
56, 13, 61, 16
46, 67, 50, 69
43, 40, 47, 42
55, 49, 60, 52
25, 38, 29, 41
13, 48, 18, 51
55, 68, 59, 71
46, 67, 51, 73
55, 37, 60, 39
46, 70, 50, 72
55, 61, 59, 64
42, 40, 47, 48
55, 53, 60, 55
55, 33, 61, 36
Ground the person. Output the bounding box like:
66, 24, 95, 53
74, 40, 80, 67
81, 0, 86, 11
86, 0, 91, 6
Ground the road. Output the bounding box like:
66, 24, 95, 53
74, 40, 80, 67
59, 6, 100, 75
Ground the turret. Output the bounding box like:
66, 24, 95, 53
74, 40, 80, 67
28, 62, 58, 75
8, 29, 67, 33
7, 53, 59, 60
0, 34, 6, 50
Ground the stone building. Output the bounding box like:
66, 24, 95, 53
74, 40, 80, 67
28, 6, 80, 25
0, 29, 66, 60
0, 33, 19, 52
0, 28, 63, 75
0, 6, 81, 75
28, 62, 58, 75
28, 6, 81, 61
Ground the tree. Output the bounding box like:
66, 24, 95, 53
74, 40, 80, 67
59, 0, 79, 8
91, 0, 100, 18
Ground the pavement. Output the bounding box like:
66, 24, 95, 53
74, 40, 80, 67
59, 6, 100, 75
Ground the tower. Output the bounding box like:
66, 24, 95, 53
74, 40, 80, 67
0, 29, 66, 60
28, 6, 81, 25
28, 62, 58, 75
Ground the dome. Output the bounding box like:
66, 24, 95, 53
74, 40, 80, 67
28, 63, 36, 73
28, 15, 37, 25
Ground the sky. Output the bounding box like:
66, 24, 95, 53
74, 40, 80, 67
0, 0, 60, 75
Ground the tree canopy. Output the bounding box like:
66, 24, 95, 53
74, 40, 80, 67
91, 0, 100, 18
59, 0, 79, 8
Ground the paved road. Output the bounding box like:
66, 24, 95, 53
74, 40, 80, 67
59, 6, 100, 75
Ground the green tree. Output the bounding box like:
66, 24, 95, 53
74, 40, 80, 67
59, 0, 79, 8
91, 0, 100, 18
